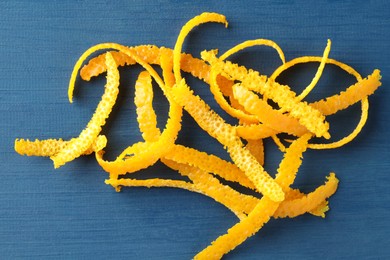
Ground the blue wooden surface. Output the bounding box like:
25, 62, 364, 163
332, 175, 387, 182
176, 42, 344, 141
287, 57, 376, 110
1, 1, 389, 259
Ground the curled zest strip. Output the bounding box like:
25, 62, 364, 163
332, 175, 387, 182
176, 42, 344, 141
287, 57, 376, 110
134, 71, 161, 142
295, 39, 332, 101
202, 50, 331, 139
311, 70, 381, 115
272, 56, 381, 149
51, 53, 119, 168
75, 43, 182, 178
207, 39, 286, 123
80, 46, 211, 84
173, 12, 228, 84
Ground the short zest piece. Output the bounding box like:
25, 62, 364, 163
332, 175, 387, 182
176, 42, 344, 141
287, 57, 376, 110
15, 12, 381, 260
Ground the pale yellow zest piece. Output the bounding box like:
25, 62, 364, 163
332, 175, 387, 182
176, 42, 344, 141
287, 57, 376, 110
195, 196, 279, 259
274, 133, 312, 192
51, 53, 119, 168
134, 71, 161, 142
15, 138, 70, 157
171, 79, 284, 202
173, 12, 228, 83
202, 50, 330, 139
15, 135, 107, 157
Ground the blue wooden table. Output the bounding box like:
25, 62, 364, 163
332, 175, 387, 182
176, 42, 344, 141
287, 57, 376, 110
1, 1, 389, 259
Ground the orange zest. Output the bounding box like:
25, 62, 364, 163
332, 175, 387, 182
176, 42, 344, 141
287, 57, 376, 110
15, 12, 381, 259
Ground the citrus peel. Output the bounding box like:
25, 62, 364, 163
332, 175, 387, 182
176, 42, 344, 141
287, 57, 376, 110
15, 12, 381, 259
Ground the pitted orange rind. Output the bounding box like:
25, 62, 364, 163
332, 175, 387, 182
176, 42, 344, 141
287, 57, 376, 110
15, 12, 381, 260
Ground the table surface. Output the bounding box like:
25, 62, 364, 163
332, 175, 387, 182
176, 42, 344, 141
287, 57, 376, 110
1, 1, 389, 259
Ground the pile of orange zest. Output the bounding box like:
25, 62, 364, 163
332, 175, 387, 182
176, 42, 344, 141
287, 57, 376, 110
15, 12, 382, 259
127, 70, 258, 220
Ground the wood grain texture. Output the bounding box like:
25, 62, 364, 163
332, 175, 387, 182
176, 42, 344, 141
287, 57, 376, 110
0, 0, 389, 259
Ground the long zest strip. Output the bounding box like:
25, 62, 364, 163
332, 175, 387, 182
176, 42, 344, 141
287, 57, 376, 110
195, 133, 312, 258
171, 79, 284, 202
173, 12, 228, 84
51, 53, 119, 168
15, 135, 107, 157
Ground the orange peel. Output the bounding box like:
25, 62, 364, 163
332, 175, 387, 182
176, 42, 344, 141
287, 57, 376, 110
14, 12, 382, 260
52, 52, 119, 168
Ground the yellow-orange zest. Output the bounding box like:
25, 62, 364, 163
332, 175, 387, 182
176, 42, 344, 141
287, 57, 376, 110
14, 12, 382, 260
52, 53, 119, 168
